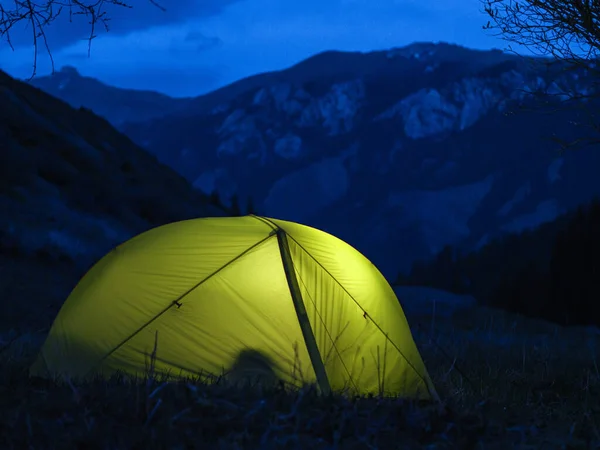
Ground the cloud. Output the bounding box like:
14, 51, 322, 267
184, 31, 223, 51
0, 0, 243, 52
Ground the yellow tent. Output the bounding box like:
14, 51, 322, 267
30, 215, 438, 399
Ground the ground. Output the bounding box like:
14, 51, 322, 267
0, 256, 598, 449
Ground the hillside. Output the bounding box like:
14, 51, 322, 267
401, 197, 600, 328
0, 69, 227, 332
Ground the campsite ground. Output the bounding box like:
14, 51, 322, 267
1, 258, 599, 448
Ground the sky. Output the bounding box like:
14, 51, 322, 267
0, 0, 520, 97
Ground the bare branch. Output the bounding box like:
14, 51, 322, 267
481, 0, 600, 152
0, 0, 164, 79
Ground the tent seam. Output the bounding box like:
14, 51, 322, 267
250, 215, 279, 231
292, 265, 360, 393
83, 233, 275, 378
284, 233, 432, 393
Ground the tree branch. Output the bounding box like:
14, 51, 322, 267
0, 0, 163, 79
481, 0, 600, 152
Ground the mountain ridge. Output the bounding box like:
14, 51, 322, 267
27, 65, 194, 126
28, 41, 600, 277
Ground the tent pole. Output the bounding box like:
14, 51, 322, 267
276, 229, 331, 396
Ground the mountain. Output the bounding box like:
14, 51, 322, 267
1, 69, 227, 331
30, 42, 600, 279
27, 66, 193, 126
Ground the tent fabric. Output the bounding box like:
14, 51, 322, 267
30, 215, 438, 400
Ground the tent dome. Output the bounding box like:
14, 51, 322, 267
30, 215, 437, 399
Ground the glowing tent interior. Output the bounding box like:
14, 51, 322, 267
30, 215, 438, 400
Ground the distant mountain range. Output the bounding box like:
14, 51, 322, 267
28, 42, 600, 278
27, 66, 194, 126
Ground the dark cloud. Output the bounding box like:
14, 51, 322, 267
0, 0, 241, 52
184, 31, 223, 51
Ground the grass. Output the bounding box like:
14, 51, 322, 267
1, 302, 599, 449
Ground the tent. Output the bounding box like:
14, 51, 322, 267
30, 215, 438, 399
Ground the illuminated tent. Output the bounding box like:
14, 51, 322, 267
30, 215, 438, 399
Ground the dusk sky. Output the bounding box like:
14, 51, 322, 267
0, 0, 523, 97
